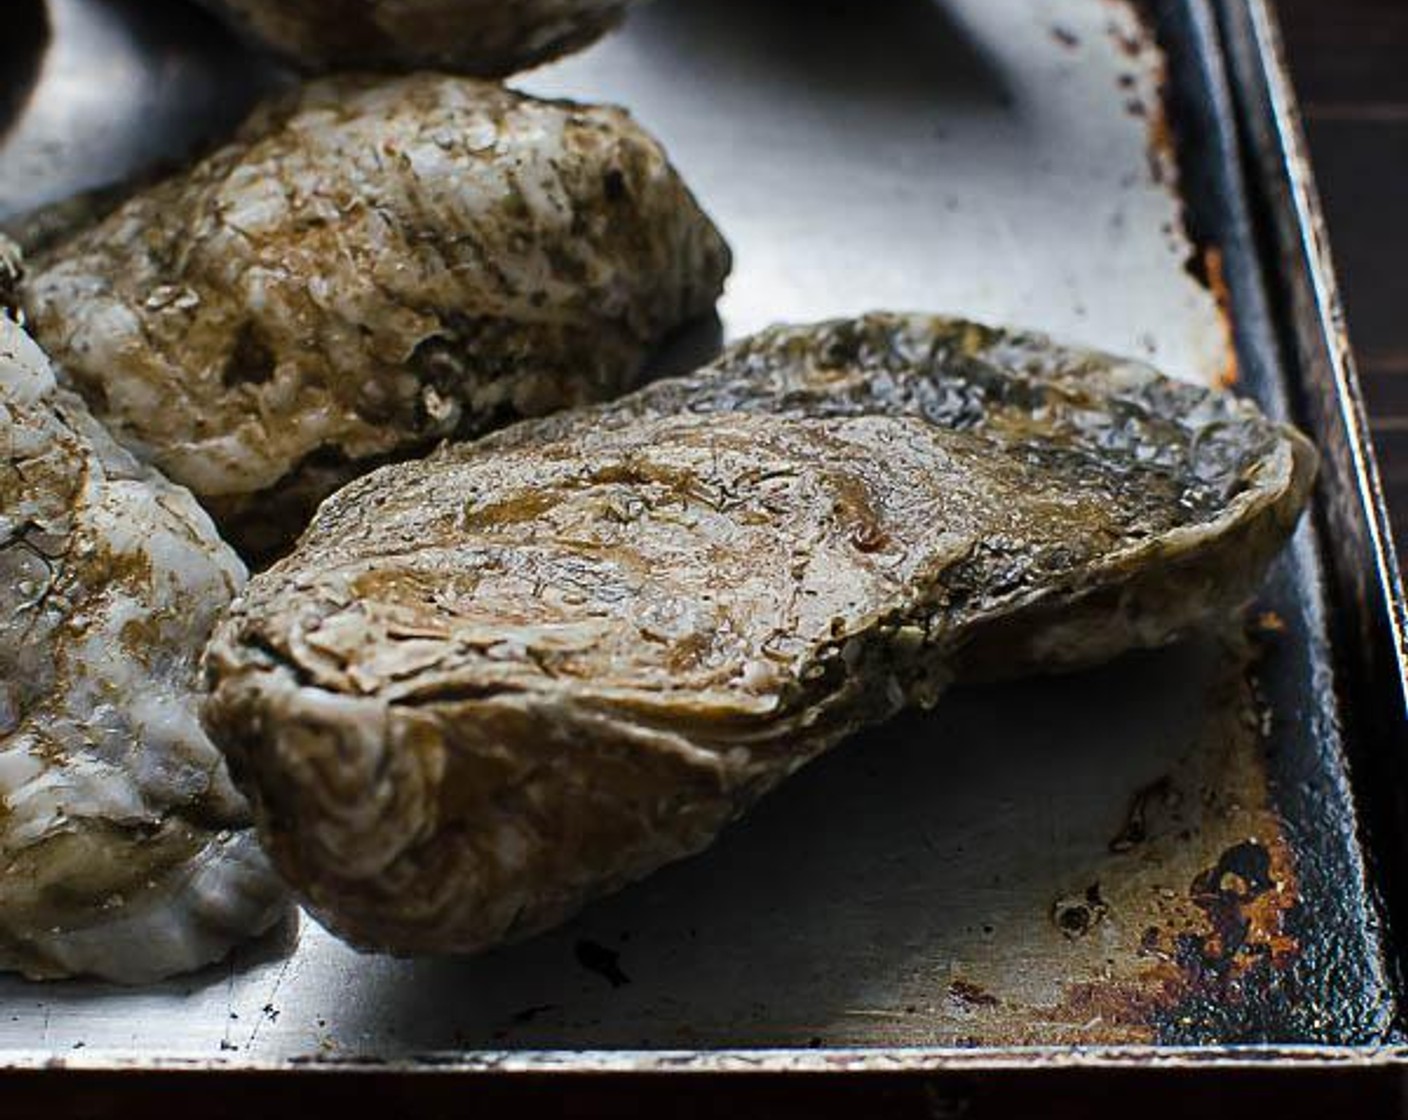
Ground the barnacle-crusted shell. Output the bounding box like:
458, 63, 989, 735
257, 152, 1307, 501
196, 0, 638, 76
23, 73, 730, 557
203, 314, 1316, 956
0, 318, 286, 983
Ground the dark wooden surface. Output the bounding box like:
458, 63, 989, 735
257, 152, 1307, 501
1275, 0, 1408, 556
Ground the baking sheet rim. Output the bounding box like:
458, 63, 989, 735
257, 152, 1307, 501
4, 1043, 1408, 1074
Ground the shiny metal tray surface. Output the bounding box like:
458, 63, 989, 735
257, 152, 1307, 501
1, 0, 1406, 1107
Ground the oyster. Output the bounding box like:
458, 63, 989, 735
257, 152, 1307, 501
22, 73, 730, 557
203, 314, 1316, 955
0, 317, 285, 982
0, 235, 20, 320
195, 0, 637, 76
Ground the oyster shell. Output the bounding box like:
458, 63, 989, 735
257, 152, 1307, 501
203, 314, 1316, 955
0, 318, 286, 982
195, 0, 637, 76
22, 73, 730, 557
0, 234, 21, 320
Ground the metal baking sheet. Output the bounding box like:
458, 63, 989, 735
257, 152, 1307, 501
0, 0, 1404, 1079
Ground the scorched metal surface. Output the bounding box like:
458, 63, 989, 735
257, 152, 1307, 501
0, 0, 1402, 1080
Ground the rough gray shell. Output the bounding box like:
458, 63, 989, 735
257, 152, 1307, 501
0, 237, 21, 320
0, 318, 286, 982
203, 314, 1316, 956
195, 0, 638, 76
22, 73, 730, 557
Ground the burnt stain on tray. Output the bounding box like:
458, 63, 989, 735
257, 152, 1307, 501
1036, 632, 1304, 1045
948, 980, 1001, 1011
877, 624, 1308, 1048
1152, 838, 1303, 1043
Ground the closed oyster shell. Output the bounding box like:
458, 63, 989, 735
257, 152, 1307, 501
23, 73, 730, 557
196, 0, 637, 76
0, 234, 21, 319
0, 318, 286, 983
203, 314, 1315, 955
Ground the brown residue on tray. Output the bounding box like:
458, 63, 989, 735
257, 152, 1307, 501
1052, 883, 1110, 940
1145, 94, 1176, 188
1129, 23, 1241, 392
1208, 248, 1239, 387
1045, 969, 1185, 1036
1116, 2, 1174, 189
1109, 677, 1302, 1031
907, 634, 1305, 1049
1032, 835, 1300, 1044
1111, 27, 1146, 59
948, 979, 1001, 1010
1101, 3, 1151, 61
1183, 244, 1239, 387
1117, 0, 1240, 391
783, 640, 1307, 1051
1109, 776, 1177, 853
